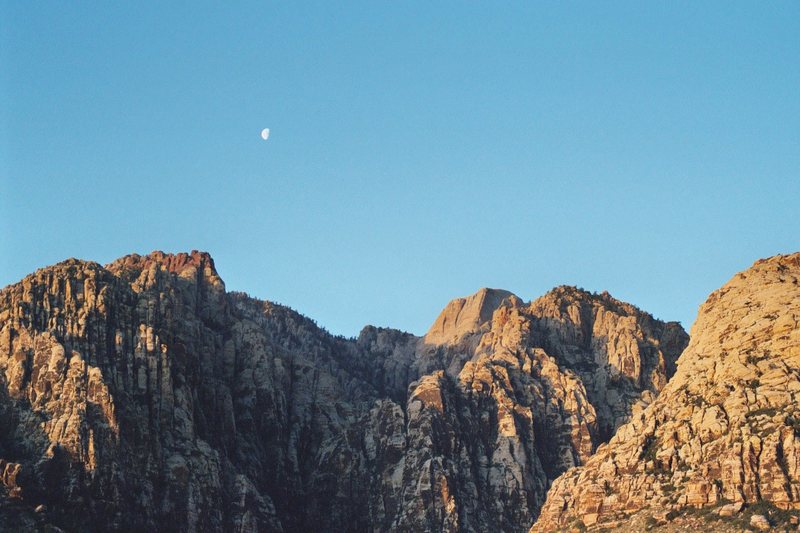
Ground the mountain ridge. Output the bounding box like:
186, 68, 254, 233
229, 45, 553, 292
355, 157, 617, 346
534, 252, 800, 531
0, 249, 694, 531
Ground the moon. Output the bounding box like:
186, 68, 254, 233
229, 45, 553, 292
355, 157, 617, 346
260, 128, 270, 141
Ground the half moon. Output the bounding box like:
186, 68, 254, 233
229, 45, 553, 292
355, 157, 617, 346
260, 128, 270, 141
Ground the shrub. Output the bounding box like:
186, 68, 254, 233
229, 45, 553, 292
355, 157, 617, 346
640, 435, 659, 462
572, 519, 587, 531
786, 414, 800, 436
746, 407, 778, 419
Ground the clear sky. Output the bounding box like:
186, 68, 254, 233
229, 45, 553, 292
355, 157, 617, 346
2, 2, 798, 337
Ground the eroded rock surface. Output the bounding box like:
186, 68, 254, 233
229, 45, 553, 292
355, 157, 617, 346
0, 251, 687, 532
533, 253, 800, 532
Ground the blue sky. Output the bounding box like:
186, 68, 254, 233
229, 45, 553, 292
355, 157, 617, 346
2, 2, 798, 337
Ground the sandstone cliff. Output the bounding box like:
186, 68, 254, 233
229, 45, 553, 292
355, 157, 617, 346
0, 251, 687, 532
534, 253, 800, 532
381, 285, 687, 531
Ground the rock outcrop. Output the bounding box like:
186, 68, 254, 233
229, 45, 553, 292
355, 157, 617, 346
381, 285, 687, 532
423, 288, 521, 345
533, 253, 800, 532
0, 250, 687, 532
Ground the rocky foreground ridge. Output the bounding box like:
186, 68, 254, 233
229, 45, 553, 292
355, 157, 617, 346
534, 252, 800, 532
0, 250, 688, 532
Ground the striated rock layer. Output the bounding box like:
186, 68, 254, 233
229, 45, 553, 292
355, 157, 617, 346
533, 253, 800, 532
0, 251, 686, 532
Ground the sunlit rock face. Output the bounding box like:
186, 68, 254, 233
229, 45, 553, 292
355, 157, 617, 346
533, 253, 800, 532
386, 285, 687, 532
0, 251, 686, 532
424, 287, 522, 345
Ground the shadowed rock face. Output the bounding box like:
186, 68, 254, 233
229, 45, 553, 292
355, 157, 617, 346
0, 251, 686, 532
533, 253, 800, 532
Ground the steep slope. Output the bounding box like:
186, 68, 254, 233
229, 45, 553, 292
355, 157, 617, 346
529, 287, 688, 441
377, 286, 687, 531
0, 252, 371, 532
534, 253, 800, 531
0, 251, 687, 532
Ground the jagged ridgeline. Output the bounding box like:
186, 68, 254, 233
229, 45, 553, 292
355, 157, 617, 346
535, 253, 800, 532
2, 250, 688, 531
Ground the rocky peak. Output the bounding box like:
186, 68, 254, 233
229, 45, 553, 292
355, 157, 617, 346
106, 250, 228, 327
526, 286, 688, 441
533, 252, 800, 531
383, 282, 689, 531
424, 287, 523, 345
106, 249, 223, 287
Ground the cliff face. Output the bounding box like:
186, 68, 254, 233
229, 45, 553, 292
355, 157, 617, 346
534, 253, 800, 532
0, 251, 686, 532
529, 287, 689, 442
382, 285, 687, 532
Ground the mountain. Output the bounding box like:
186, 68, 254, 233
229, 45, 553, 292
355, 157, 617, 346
534, 253, 800, 532
0, 250, 686, 532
